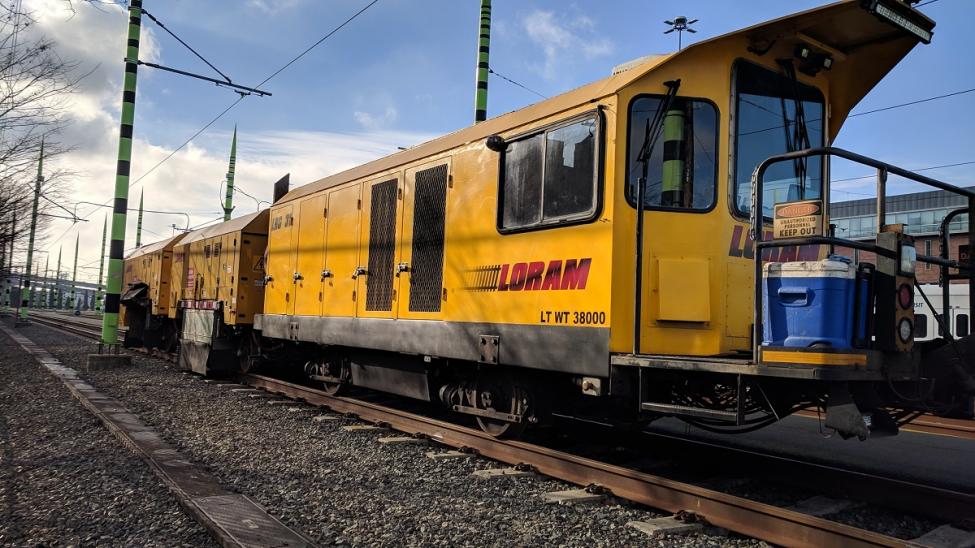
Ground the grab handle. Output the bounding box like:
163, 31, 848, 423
777, 286, 810, 307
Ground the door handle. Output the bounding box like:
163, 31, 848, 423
293, 272, 304, 282
320, 269, 333, 280
395, 262, 410, 277
352, 266, 368, 279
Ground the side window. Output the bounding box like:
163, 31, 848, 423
627, 97, 718, 210
914, 313, 928, 339
957, 314, 970, 338
500, 115, 599, 231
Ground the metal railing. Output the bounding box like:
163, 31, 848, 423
749, 147, 975, 361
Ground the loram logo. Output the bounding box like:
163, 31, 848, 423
498, 258, 591, 291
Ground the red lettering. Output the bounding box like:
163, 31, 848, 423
728, 225, 744, 258
541, 260, 563, 290
497, 263, 510, 291
777, 246, 797, 262
798, 245, 820, 261
524, 261, 545, 290
560, 258, 592, 290
509, 263, 528, 291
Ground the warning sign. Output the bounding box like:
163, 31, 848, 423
773, 199, 823, 240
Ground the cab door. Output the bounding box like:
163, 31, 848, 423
265, 204, 295, 315
356, 176, 403, 318
294, 194, 328, 316
322, 185, 360, 317
397, 161, 450, 320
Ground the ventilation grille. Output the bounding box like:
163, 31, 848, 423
409, 165, 448, 312
366, 179, 398, 311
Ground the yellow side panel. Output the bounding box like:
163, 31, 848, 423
323, 185, 360, 317
656, 258, 710, 322
357, 176, 402, 319
169, 246, 185, 319
294, 195, 327, 316
397, 160, 449, 321
235, 233, 267, 323
265, 204, 295, 315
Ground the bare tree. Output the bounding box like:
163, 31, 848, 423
0, 1, 80, 278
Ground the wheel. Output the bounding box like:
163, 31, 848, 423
474, 374, 530, 438
238, 331, 261, 374
306, 356, 349, 396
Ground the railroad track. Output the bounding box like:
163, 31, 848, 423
17, 311, 975, 546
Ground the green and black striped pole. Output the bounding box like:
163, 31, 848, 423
19, 139, 43, 320
661, 107, 686, 207
70, 233, 78, 311
54, 246, 61, 309
6, 212, 15, 308
102, 0, 143, 346
223, 125, 237, 221
97, 214, 106, 312
135, 189, 143, 247
473, 0, 491, 123
42, 255, 48, 309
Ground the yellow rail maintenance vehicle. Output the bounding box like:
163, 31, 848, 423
253, 0, 973, 439
171, 209, 271, 376
120, 233, 185, 351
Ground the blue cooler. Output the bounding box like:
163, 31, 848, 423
762, 258, 857, 349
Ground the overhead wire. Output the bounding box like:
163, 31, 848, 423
75, 0, 383, 223
488, 67, 547, 99
125, 0, 381, 189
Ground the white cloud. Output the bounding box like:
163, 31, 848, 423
15, 0, 431, 285
247, 0, 305, 16
353, 106, 399, 130
521, 10, 613, 80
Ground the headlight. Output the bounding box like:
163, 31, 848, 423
900, 245, 917, 275
868, 1, 933, 44
898, 317, 913, 344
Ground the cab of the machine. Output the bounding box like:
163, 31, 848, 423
607, 0, 938, 359
120, 233, 185, 349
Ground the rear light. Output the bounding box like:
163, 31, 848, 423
898, 283, 913, 309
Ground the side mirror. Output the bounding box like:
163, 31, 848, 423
485, 134, 506, 153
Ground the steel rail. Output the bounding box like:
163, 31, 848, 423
794, 409, 975, 441
16, 313, 969, 544
242, 374, 908, 548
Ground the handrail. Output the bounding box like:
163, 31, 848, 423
749, 147, 975, 361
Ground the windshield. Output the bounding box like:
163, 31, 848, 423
733, 61, 824, 218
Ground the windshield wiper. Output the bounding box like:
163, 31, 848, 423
777, 60, 812, 197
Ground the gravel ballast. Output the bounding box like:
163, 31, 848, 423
16, 322, 766, 547
0, 319, 214, 547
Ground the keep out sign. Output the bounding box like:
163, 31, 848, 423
773, 199, 824, 240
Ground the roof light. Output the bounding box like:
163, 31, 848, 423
867, 1, 933, 44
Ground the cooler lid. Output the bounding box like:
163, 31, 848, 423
764, 259, 854, 279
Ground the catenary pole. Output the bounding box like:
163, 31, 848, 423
19, 139, 43, 320
102, 0, 143, 346
70, 232, 78, 310
97, 214, 106, 311
7, 211, 15, 307
43, 255, 49, 308
223, 125, 237, 221
136, 189, 143, 247
473, 0, 491, 123
55, 246, 61, 309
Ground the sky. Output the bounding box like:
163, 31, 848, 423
15, 0, 975, 283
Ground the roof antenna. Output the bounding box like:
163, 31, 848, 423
664, 16, 698, 51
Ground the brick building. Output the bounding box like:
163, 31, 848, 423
830, 187, 971, 284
